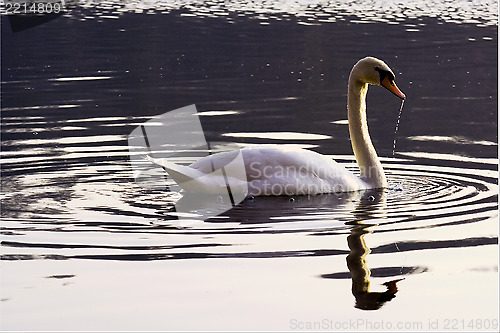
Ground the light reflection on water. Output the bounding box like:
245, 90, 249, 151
66, 0, 498, 27
1, 1, 498, 331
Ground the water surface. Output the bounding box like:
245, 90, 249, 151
1, 1, 498, 331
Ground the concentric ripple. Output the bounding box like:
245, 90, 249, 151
0, 104, 497, 253
379, 160, 498, 232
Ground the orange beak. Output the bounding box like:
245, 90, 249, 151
381, 76, 406, 100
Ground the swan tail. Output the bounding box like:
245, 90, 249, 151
145, 156, 207, 191
145, 155, 249, 197
147, 156, 244, 195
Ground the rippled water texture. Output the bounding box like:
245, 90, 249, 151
1, 1, 498, 331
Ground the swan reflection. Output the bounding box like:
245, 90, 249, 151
347, 225, 403, 310
346, 190, 403, 310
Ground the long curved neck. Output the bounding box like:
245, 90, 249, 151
347, 77, 387, 188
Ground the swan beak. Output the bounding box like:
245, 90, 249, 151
381, 76, 406, 100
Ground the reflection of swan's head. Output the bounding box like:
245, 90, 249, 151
350, 57, 406, 100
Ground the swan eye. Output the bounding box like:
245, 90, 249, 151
375, 67, 395, 84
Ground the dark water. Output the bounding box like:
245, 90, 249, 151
1, 1, 498, 331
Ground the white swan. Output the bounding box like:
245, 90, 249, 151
149, 57, 405, 196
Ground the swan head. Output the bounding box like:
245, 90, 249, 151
351, 57, 406, 100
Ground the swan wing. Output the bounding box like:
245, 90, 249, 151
238, 147, 365, 195
148, 146, 365, 195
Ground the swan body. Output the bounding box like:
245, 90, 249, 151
150, 57, 405, 196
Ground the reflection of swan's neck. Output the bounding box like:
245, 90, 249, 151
348, 77, 387, 188
346, 224, 400, 311
347, 228, 371, 294
346, 192, 400, 311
